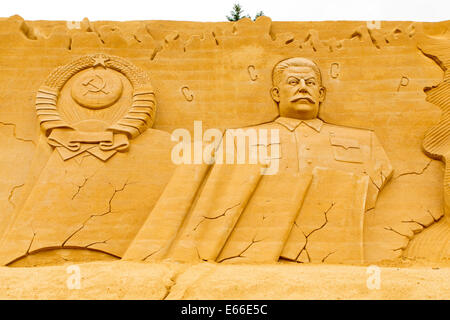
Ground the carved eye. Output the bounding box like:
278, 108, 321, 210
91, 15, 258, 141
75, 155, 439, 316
288, 78, 299, 86
306, 80, 315, 86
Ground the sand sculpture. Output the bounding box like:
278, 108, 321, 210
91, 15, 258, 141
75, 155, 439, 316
0, 16, 449, 268
0, 53, 176, 266
125, 57, 392, 264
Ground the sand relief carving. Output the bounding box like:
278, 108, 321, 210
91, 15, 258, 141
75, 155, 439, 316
329, 62, 340, 79
35, 54, 152, 162
181, 86, 194, 102
124, 57, 393, 264
397, 76, 410, 92
0, 35, 447, 266
0, 54, 176, 266
1, 17, 450, 300
247, 65, 258, 81
404, 32, 450, 261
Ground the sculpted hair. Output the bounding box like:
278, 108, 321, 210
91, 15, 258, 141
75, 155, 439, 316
272, 57, 322, 86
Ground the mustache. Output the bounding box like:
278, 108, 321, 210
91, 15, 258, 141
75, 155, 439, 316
290, 95, 315, 104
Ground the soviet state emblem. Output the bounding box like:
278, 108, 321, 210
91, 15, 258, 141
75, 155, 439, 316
71, 56, 123, 109
35, 54, 155, 161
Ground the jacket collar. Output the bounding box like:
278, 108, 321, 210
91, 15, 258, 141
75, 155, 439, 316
275, 116, 324, 132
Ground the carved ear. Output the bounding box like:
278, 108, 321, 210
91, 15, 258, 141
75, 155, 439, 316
271, 87, 280, 103
319, 86, 326, 103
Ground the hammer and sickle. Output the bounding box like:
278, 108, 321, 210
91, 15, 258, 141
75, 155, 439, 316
82, 74, 109, 96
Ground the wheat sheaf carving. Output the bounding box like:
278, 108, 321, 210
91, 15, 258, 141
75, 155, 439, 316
419, 32, 450, 210
408, 27, 450, 261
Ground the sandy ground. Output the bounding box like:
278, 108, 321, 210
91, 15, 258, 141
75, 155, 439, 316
0, 260, 448, 299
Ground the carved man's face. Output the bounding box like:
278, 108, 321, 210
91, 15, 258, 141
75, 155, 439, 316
271, 66, 325, 120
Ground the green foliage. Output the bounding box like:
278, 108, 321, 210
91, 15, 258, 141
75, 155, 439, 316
226, 3, 265, 22
226, 3, 246, 21
255, 11, 265, 19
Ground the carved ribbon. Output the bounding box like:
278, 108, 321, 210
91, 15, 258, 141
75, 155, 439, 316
47, 129, 129, 161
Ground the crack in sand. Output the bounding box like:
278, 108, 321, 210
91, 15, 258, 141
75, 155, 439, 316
142, 248, 162, 262
61, 180, 131, 247
0, 121, 35, 145
71, 173, 96, 200
321, 251, 336, 263
193, 202, 241, 231
295, 202, 336, 262
394, 160, 433, 179
384, 226, 411, 239
85, 239, 110, 248
218, 237, 263, 263
8, 183, 24, 208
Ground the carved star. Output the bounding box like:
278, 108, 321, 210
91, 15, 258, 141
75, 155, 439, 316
92, 55, 109, 68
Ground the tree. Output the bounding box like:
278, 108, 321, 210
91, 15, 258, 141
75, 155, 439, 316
226, 3, 265, 22
255, 11, 265, 20
226, 3, 247, 21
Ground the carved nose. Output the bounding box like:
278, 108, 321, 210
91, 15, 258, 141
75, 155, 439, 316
298, 86, 308, 93
298, 79, 308, 92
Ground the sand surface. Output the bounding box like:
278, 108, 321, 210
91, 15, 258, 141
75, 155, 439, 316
0, 260, 448, 299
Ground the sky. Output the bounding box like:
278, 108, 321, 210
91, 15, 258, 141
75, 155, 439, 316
1, 0, 449, 22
